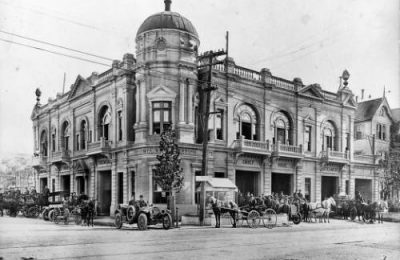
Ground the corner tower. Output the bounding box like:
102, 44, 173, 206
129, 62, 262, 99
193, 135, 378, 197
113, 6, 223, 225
134, 0, 200, 142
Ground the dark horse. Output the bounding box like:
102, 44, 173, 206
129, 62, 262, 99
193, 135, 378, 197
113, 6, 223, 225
80, 200, 96, 226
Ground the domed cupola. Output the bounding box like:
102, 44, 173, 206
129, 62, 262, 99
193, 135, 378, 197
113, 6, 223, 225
135, 0, 200, 64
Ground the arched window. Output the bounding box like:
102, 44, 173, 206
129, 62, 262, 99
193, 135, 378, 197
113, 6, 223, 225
272, 111, 292, 145
40, 130, 48, 156
62, 121, 70, 151
80, 120, 87, 149
235, 104, 258, 140
51, 128, 56, 152
322, 121, 336, 151
98, 106, 111, 140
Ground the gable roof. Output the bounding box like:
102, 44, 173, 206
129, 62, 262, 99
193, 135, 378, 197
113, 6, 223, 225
355, 98, 382, 122
68, 75, 90, 100
298, 84, 325, 99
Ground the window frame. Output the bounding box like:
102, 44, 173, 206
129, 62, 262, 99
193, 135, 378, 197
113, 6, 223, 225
152, 101, 172, 134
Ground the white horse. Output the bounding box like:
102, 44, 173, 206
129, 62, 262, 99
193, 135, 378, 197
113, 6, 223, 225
311, 197, 336, 223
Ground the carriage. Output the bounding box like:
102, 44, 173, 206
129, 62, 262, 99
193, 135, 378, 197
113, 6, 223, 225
222, 203, 277, 229
114, 203, 173, 230
21, 194, 42, 218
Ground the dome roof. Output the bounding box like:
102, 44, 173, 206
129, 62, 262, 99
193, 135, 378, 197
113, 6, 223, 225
136, 11, 198, 38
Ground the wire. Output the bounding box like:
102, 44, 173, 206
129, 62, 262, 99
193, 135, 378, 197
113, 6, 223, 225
0, 38, 110, 67
0, 30, 114, 61
0, 35, 355, 129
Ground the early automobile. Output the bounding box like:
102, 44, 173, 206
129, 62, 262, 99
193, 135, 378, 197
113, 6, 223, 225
114, 203, 172, 230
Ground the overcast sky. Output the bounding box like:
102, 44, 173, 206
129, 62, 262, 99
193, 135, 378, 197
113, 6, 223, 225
0, 0, 399, 156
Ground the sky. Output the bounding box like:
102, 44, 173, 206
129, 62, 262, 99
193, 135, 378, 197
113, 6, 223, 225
0, 0, 399, 156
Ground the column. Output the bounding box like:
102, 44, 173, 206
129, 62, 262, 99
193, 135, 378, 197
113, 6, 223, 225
136, 84, 140, 124
140, 81, 146, 123
179, 81, 185, 123
188, 82, 193, 124
296, 163, 303, 193
123, 171, 128, 204
263, 159, 272, 195
127, 168, 132, 200
70, 173, 74, 193
110, 168, 117, 216
315, 163, 321, 203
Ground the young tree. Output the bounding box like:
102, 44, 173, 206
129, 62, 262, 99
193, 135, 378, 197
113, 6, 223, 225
154, 127, 184, 215
379, 151, 400, 200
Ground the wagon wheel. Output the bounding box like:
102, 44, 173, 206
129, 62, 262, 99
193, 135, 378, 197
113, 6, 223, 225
247, 210, 260, 228
28, 207, 37, 218
350, 207, 357, 221
292, 213, 301, 225
263, 209, 277, 229
363, 210, 371, 223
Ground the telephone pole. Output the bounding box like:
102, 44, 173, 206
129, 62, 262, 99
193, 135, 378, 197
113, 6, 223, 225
198, 50, 226, 225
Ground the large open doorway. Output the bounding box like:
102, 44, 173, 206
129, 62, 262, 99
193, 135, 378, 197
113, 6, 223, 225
355, 179, 372, 202
98, 171, 112, 216
76, 176, 85, 195
40, 178, 48, 193
321, 176, 338, 200
61, 175, 70, 192
235, 170, 259, 196
272, 173, 292, 195
118, 172, 123, 204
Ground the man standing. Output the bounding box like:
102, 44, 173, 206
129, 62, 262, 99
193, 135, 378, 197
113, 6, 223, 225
208, 195, 220, 228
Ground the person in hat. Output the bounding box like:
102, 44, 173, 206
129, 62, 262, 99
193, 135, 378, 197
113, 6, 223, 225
138, 195, 147, 208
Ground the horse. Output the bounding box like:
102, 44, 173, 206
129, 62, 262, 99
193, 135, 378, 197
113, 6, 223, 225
321, 196, 336, 223
336, 200, 351, 220
86, 200, 95, 227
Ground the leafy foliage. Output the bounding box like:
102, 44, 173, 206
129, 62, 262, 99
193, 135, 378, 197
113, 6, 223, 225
154, 128, 184, 193
379, 150, 400, 200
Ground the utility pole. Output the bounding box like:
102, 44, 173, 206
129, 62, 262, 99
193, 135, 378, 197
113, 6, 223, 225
197, 50, 226, 225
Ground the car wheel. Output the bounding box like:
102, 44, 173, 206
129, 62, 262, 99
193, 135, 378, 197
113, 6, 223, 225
127, 206, 136, 224
137, 213, 148, 230
163, 213, 172, 230
42, 209, 49, 221
115, 213, 123, 229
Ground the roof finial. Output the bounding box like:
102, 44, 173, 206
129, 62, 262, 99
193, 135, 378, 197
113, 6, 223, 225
164, 0, 172, 11
383, 85, 386, 98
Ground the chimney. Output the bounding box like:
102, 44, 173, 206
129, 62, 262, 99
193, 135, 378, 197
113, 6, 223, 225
164, 0, 171, 11
361, 89, 365, 100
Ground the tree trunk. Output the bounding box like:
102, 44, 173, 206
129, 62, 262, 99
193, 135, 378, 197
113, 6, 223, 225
167, 192, 176, 227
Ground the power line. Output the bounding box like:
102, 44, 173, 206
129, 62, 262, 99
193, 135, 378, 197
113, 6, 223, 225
0, 38, 110, 67
0, 30, 114, 61
0, 35, 356, 129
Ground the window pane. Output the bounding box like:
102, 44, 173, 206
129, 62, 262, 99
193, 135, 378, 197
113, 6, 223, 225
153, 111, 160, 122
163, 110, 170, 122
153, 102, 161, 108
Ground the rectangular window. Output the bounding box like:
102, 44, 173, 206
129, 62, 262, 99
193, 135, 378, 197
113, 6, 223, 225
153, 179, 169, 204
76, 134, 80, 151
345, 180, 349, 195
89, 130, 92, 143
81, 132, 86, 150
305, 178, 311, 201
345, 133, 350, 152
52, 133, 56, 152
382, 125, 386, 140
216, 109, 223, 140
118, 111, 123, 141
152, 102, 171, 134
214, 172, 225, 178
305, 126, 312, 151
64, 136, 69, 151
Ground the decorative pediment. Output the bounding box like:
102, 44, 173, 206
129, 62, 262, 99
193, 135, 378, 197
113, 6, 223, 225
146, 85, 177, 101
68, 75, 90, 99
299, 84, 325, 99
343, 95, 357, 107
